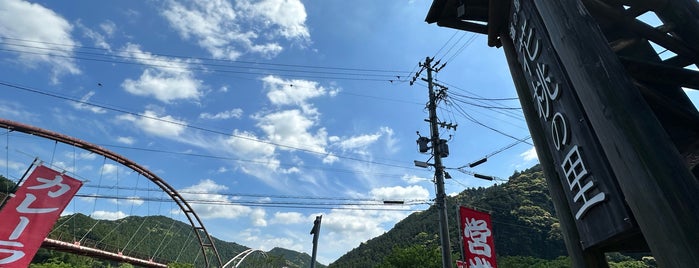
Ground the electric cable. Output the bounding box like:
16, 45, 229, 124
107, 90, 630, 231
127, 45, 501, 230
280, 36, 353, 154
0, 80, 423, 170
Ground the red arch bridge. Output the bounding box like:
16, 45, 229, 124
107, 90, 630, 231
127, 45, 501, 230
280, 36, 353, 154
0, 118, 270, 267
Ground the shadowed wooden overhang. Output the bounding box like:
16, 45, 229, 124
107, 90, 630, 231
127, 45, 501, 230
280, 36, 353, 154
425, 0, 699, 171
425, 0, 699, 90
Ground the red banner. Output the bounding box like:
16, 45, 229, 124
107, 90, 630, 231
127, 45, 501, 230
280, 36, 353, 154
459, 206, 497, 268
456, 260, 467, 268
0, 165, 83, 267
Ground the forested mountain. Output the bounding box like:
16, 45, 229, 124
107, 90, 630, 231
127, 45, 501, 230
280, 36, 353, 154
3, 168, 655, 267
330, 165, 567, 267
0, 175, 324, 268
37, 214, 324, 267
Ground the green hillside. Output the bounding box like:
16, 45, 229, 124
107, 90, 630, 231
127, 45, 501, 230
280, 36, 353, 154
329, 165, 657, 268
0, 175, 324, 268
329, 165, 565, 267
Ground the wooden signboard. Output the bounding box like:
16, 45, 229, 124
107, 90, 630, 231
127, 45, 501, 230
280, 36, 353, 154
507, 0, 636, 248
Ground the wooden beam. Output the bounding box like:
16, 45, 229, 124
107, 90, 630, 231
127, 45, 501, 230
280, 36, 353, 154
486, 0, 510, 47
619, 56, 699, 89
426, 0, 449, 23
436, 19, 488, 34
583, 0, 698, 65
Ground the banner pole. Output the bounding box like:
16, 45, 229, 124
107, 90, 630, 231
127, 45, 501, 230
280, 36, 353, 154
1, 157, 39, 210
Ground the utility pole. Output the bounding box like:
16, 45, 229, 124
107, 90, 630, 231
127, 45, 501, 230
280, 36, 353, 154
413, 56, 453, 268
310, 215, 322, 268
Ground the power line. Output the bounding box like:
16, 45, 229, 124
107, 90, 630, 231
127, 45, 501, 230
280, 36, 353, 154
450, 91, 519, 101
444, 33, 478, 64
0, 39, 412, 82
1, 37, 411, 74
447, 100, 533, 145
0, 46, 393, 82
75, 194, 429, 212
437, 32, 469, 64
413, 80, 526, 126
0, 81, 421, 170
449, 95, 522, 110
432, 31, 460, 60
95, 143, 422, 177
436, 79, 524, 120
79, 184, 431, 203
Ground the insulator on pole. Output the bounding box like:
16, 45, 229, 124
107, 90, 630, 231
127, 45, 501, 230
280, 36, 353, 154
469, 157, 488, 168
474, 173, 494, 181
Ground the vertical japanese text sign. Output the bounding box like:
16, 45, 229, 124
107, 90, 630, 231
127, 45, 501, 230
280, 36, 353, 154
507, 0, 634, 247
460, 206, 497, 268
0, 165, 83, 267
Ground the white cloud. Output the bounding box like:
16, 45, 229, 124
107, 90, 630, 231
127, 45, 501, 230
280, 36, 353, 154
92, 210, 127, 220
101, 163, 118, 175
252, 75, 335, 160
402, 174, 429, 184
369, 185, 430, 201
0, 159, 24, 172
108, 196, 144, 206
255, 109, 328, 153
99, 20, 116, 37
162, 0, 302, 59
262, 75, 329, 107
78, 193, 97, 202
116, 136, 135, 145
381, 127, 399, 154
271, 212, 304, 224
76, 20, 110, 50
320, 208, 412, 264
70, 91, 106, 114
0, 101, 37, 121
122, 69, 202, 103
51, 161, 75, 174
257, 236, 303, 252
236, 0, 310, 40
222, 130, 276, 161
236, 228, 304, 252
332, 127, 396, 155
124, 196, 144, 206
337, 133, 381, 151
215, 128, 311, 190
251, 208, 267, 227
118, 110, 187, 139
120, 43, 202, 103
77, 152, 97, 160
322, 154, 339, 164
0, 0, 80, 82
199, 108, 243, 120
520, 146, 538, 162
176, 179, 252, 219
185, 178, 228, 192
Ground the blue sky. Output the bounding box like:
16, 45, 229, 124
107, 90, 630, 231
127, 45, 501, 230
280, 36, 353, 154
0, 0, 544, 264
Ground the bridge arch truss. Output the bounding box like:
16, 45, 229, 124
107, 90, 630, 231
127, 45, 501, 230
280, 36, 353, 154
0, 118, 223, 267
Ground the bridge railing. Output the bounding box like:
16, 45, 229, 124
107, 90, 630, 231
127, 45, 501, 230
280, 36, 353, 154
49, 232, 171, 265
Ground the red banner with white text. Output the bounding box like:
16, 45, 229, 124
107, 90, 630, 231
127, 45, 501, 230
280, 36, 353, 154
460, 206, 497, 268
0, 165, 83, 267
456, 260, 467, 268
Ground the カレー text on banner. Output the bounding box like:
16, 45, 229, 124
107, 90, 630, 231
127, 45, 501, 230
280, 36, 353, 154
0, 165, 83, 267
